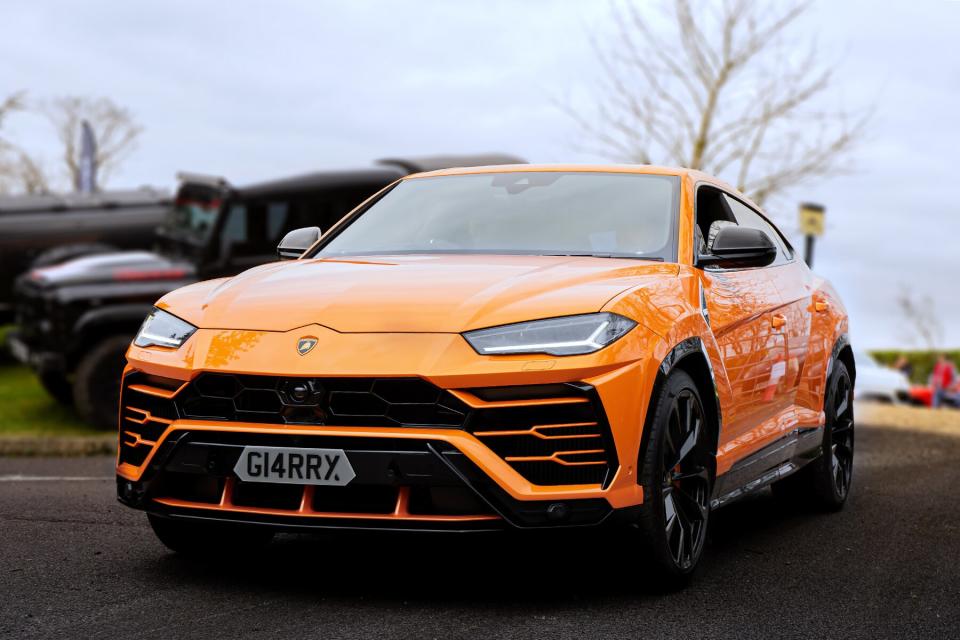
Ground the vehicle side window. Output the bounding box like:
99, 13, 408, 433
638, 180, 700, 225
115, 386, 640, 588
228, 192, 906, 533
220, 204, 248, 257
266, 202, 289, 244
288, 188, 382, 232
721, 195, 793, 265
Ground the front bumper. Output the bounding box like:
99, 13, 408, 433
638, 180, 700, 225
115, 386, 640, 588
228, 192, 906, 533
118, 430, 617, 531
118, 324, 660, 530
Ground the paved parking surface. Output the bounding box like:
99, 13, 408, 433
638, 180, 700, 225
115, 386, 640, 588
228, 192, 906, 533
1, 423, 958, 639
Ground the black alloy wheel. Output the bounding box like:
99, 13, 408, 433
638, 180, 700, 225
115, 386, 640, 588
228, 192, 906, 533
772, 359, 854, 510
660, 387, 711, 570
828, 365, 855, 500
635, 369, 712, 586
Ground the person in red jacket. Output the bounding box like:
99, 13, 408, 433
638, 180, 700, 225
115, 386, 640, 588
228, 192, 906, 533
931, 354, 957, 408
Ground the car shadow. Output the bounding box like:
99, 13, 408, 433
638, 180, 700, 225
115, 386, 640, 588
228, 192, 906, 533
140, 485, 831, 605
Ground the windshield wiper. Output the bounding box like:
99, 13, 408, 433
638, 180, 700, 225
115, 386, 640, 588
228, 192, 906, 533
540, 252, 664, 261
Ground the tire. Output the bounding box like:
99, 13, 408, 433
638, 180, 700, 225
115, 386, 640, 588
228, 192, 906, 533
773, 360, 854, 510
633, 369, 713, 588
38, 370, 74, 405
148, 514, 274, 557
30, 243, 115, 269
73, 335, 132, 429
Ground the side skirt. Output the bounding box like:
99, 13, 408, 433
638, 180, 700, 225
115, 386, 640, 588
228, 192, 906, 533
711, 425, 822, 509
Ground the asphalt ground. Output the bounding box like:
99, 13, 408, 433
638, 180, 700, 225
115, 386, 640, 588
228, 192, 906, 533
1, 422, 958, 639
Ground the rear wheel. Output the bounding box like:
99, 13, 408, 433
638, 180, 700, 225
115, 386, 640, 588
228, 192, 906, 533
633, 369, 712, 587
773, 360, 854, 510
148, 514, 275, 556
73, 336, 131, 429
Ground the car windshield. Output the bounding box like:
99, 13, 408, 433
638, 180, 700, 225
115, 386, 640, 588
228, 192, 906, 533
162, 188, 222, 246
313, 172, 680, 260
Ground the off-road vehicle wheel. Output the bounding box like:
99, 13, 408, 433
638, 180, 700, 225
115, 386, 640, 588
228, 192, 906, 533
38, 370, 74, 405
73, 335, 131, 429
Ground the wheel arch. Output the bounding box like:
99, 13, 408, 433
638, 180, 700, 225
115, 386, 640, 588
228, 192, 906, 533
638, 337, 722, 480
69, 304, 151, 368
831, 333, 856, 386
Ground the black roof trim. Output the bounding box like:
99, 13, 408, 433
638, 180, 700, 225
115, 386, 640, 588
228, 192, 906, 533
0, 188, 170, 215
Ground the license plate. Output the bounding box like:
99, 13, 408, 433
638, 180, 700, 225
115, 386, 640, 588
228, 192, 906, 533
233, 446, 356, 486
7, 337, 29, 364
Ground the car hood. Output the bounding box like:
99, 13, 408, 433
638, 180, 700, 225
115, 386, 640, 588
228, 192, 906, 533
25, 250, 195, 288
159, 255, 678, 333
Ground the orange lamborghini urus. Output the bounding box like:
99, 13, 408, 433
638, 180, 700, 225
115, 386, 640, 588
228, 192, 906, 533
118, 165, 854, 583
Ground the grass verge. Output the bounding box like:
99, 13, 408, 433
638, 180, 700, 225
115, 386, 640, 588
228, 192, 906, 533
0, 363, 102, 436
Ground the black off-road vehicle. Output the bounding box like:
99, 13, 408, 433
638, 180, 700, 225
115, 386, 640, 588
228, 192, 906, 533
0, 188, 170, 324
9, 154, 523, 427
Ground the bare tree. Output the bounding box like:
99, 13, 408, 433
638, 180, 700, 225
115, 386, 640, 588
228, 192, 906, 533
566, 0, 868, 205
896, 286, 943, 350
45, 96, 143, 190
0, 150, 50, 194
0, 91, 28, 193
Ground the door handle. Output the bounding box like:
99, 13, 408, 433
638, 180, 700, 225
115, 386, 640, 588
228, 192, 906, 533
771, 314, 786, 329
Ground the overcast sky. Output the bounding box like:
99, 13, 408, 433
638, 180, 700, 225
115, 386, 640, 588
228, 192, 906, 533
3, 0, 959, 349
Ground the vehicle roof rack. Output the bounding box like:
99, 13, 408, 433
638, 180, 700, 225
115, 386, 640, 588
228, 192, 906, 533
0, 187, 170, 215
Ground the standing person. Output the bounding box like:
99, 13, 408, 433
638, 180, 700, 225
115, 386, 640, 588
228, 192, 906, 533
894, 355, 914, 381
931, 354, 956, 408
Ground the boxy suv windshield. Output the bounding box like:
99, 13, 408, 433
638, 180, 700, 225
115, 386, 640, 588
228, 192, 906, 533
315, 172, 680, 261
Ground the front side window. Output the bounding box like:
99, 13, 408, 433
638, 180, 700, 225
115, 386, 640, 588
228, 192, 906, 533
722, 195, 793, 265
313, 172, 680, 261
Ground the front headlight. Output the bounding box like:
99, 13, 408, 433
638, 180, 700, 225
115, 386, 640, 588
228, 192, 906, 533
463, 312, 636, 356
134, 308, 197, 349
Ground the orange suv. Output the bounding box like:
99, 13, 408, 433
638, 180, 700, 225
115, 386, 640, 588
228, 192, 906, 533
117, 165, 854, 583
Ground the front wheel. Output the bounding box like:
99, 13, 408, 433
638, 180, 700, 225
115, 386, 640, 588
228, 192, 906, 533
73, 335, 132, 429
148, 514, 275, 556
633, 369, 713, 587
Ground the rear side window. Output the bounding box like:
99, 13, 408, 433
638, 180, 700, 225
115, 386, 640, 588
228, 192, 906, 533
722, 195, 793, 265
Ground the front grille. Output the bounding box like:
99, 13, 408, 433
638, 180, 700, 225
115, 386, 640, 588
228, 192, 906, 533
12, 279, 49, 343
462, 383, 617, 486
175, 373, 468, 428
119, 372, 618, 487
146, 431, 499, 521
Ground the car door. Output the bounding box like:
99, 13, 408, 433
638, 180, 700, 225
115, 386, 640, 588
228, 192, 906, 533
721, 195, 806, 419
696, 188, 790, 465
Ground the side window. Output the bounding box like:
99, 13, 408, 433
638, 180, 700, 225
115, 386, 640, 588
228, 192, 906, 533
219, 204, 248, 257
722, 195, 792, 265
265, 201, 289, 244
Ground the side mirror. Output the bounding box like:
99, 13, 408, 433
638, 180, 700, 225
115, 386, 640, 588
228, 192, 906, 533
276, 226, 321, 260
698, 226, 777, 269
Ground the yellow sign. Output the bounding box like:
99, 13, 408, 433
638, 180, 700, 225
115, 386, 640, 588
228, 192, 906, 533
799, 203, 825, 237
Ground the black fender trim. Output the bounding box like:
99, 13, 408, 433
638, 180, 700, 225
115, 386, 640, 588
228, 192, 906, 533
638, 337, 722, 482
829, 333, 855, 383
75, 303, 153, 336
